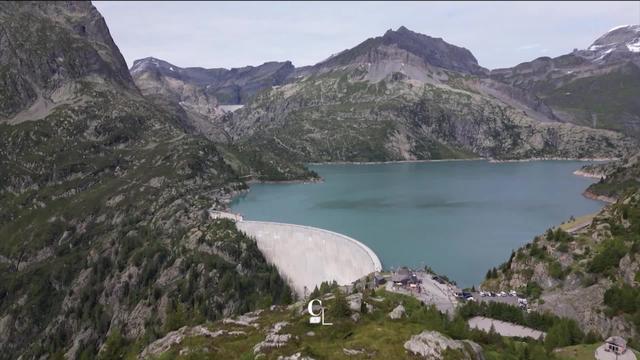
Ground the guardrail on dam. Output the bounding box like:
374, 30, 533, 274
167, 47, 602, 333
235, 220, 382, 297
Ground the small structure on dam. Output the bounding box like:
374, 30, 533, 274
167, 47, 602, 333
234, 220, 382, 297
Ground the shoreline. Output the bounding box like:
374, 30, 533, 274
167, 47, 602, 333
308, 157, 617, 166
582, 189, 616, 204
307, 158, 483, 166
572, 169, 607, 179
245, 177, 323, 185
487, 157, 617, 163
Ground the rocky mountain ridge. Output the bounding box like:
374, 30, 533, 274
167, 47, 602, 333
131, 56, 295, 105
307, 26, 488, 78
0, 1, 138, 123
491, 24, 640, 134
132, 25, 639, 161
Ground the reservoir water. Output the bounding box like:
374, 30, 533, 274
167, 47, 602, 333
231, 160, 604, 287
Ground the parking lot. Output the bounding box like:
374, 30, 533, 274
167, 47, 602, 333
469, 291, 523, 307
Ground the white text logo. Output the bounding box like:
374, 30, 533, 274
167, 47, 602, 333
307, 299, 332, 325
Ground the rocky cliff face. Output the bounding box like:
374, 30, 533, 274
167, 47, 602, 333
130, 57, 296, 141
483, 191, 640, 343
491, 25, 640, 135
131, 57, 295, 105
0, 2, 299, 359
228, 72, 632, 162
0, 1, 137, 122
218, 26, 637, 162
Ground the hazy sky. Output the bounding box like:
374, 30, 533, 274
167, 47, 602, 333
94, 1, 640, 70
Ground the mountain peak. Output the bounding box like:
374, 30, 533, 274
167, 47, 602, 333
578, 24, 640, 64
388, 25, 411, 34
316, 27, 487, 76
0, 1, 136, 120
130, 57, 180, 75
590, 24, 639, 50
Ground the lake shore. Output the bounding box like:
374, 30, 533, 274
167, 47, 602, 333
307, 158, 483, 166
487, 157, 617, 163
582, 189, 616, 204
308, 157, 617, 166
245, 177, 323, 185
572, 169, 607, 179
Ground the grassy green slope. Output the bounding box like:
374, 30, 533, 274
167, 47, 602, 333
0, 88, 297, 358
542, 63, 640, 133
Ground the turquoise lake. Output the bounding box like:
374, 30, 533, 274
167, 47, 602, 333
230, 160, 604, 287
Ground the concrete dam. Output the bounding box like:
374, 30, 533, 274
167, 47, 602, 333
235, 220, 382, 297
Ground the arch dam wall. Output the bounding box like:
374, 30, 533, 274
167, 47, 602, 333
236, 220, 382, 297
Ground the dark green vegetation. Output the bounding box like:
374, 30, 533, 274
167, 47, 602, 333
541, 63, 640, 133
128, 289, 579, 359
0, 89, 295, 358
603, 285, 640, 329
484, 188, 640, 346
458, 301, 600, 350
232, 74, 629, 163
597, 198, 640, 330
586, 153, 640, 198
219, 143, 318, 181
0, 2, 305, 358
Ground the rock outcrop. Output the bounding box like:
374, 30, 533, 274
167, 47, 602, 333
404, 330, 484, 359
253, 321, 294, 354
139, 326, 244, 359
0, 1, 137, 122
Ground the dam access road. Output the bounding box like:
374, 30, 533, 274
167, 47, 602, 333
209, 211, 382, 297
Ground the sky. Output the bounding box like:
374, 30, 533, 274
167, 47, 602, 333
94, 1, 640, 70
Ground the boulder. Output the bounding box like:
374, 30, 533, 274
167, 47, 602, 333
346, 293, 363, 312
388, 304, 406, 319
